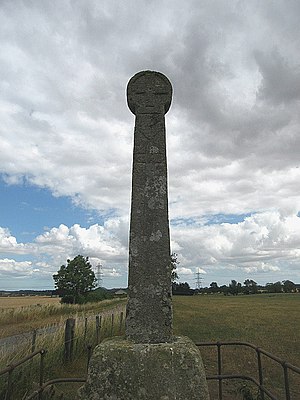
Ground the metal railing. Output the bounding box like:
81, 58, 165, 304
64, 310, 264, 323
25, 377, 86, 400
0, 345, 89, 400
0, 349, 46, 400
196, 341, 300, 400
1, 339, 299, 399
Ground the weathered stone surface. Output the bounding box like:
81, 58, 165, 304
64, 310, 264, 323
78, 336, 210, 400
126, 71, 173, 344
79, 72, 210, 400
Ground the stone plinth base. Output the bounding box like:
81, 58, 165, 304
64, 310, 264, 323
78, 336, 210, 400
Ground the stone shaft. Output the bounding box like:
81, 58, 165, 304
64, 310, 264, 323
126, 71, 173, 343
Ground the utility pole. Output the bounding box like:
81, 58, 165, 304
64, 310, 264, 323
195, 268, 203, 290
95, 263, 103, 288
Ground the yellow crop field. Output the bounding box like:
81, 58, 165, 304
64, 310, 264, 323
0, 296, 60, 309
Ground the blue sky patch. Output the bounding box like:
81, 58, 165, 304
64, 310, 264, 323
204, 213, 253, 225
0, 178, 103, 242
171, 213, 253, 228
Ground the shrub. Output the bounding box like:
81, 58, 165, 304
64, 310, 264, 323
84, 288, 113, 303
61, 295, 75, 304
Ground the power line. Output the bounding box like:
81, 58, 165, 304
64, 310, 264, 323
195, 268, 204, 290
95, 263, 104, 288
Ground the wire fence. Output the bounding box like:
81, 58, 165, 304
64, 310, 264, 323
0, 309, 125, 400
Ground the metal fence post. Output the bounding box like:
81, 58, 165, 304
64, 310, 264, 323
256, 348, 265, 400
5, 369, 13, 400
217, 342, 223, 400
282, 362, 291, 400
64, 318, 75, 362
38, 350, 46, 400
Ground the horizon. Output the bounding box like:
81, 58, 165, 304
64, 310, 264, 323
1, 278, 299, 293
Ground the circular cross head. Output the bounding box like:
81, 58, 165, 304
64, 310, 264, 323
127, 71, 172, 115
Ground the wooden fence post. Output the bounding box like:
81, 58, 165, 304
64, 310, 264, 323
64, 318, 75, 362
119, 311, 124, 334
84, 317, 88, 342
96, 315, 101, 344
31, 329, 37, 353
110, 313, 114, 337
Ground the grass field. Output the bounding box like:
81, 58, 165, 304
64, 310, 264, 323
173, 293, 300, 364
1, 293, 299, 399
0, 295, 60, 309
173, 293, 300, 399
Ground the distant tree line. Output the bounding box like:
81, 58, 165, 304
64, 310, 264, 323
170, 255, 298, 295
172, 279, 298, 296
172, 282, 195, 296
0, 290, 54, 297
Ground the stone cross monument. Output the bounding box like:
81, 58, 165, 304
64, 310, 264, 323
79, 71, 210, 400
125, 70, 173, 343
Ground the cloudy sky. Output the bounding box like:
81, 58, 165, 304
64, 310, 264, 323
1, 0, 300, 290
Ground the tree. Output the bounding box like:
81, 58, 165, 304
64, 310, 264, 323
266, 281, 282, 293
210, 282, 219, 294
243, 279, 258, 295
172, 281, 194, 296
85, 287, 113, 302
272, 281, 283, 293
282, 280, 296, 293
229, 280, 242, 295
53, 255, 97, 304
219, 284, 229, 295
170, 252, 179, 282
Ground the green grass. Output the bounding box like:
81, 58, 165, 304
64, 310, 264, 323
173, 293, 300, 365
173, 293, 300, 399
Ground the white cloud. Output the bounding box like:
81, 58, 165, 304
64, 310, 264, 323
0, 219, 127, 285
0, 227, 29, 254
0, 258, 35, 277
35, 220, 127, 262
177, 267, 194, 276
1, 1, 300, 219
0, 227, 18, 249
177, 267, 206, 276
103, 268, 121, 278
1, 209, 299, 286
171, 210, 300, 282
244, 262, 280, 274
1, 1, 300, 287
